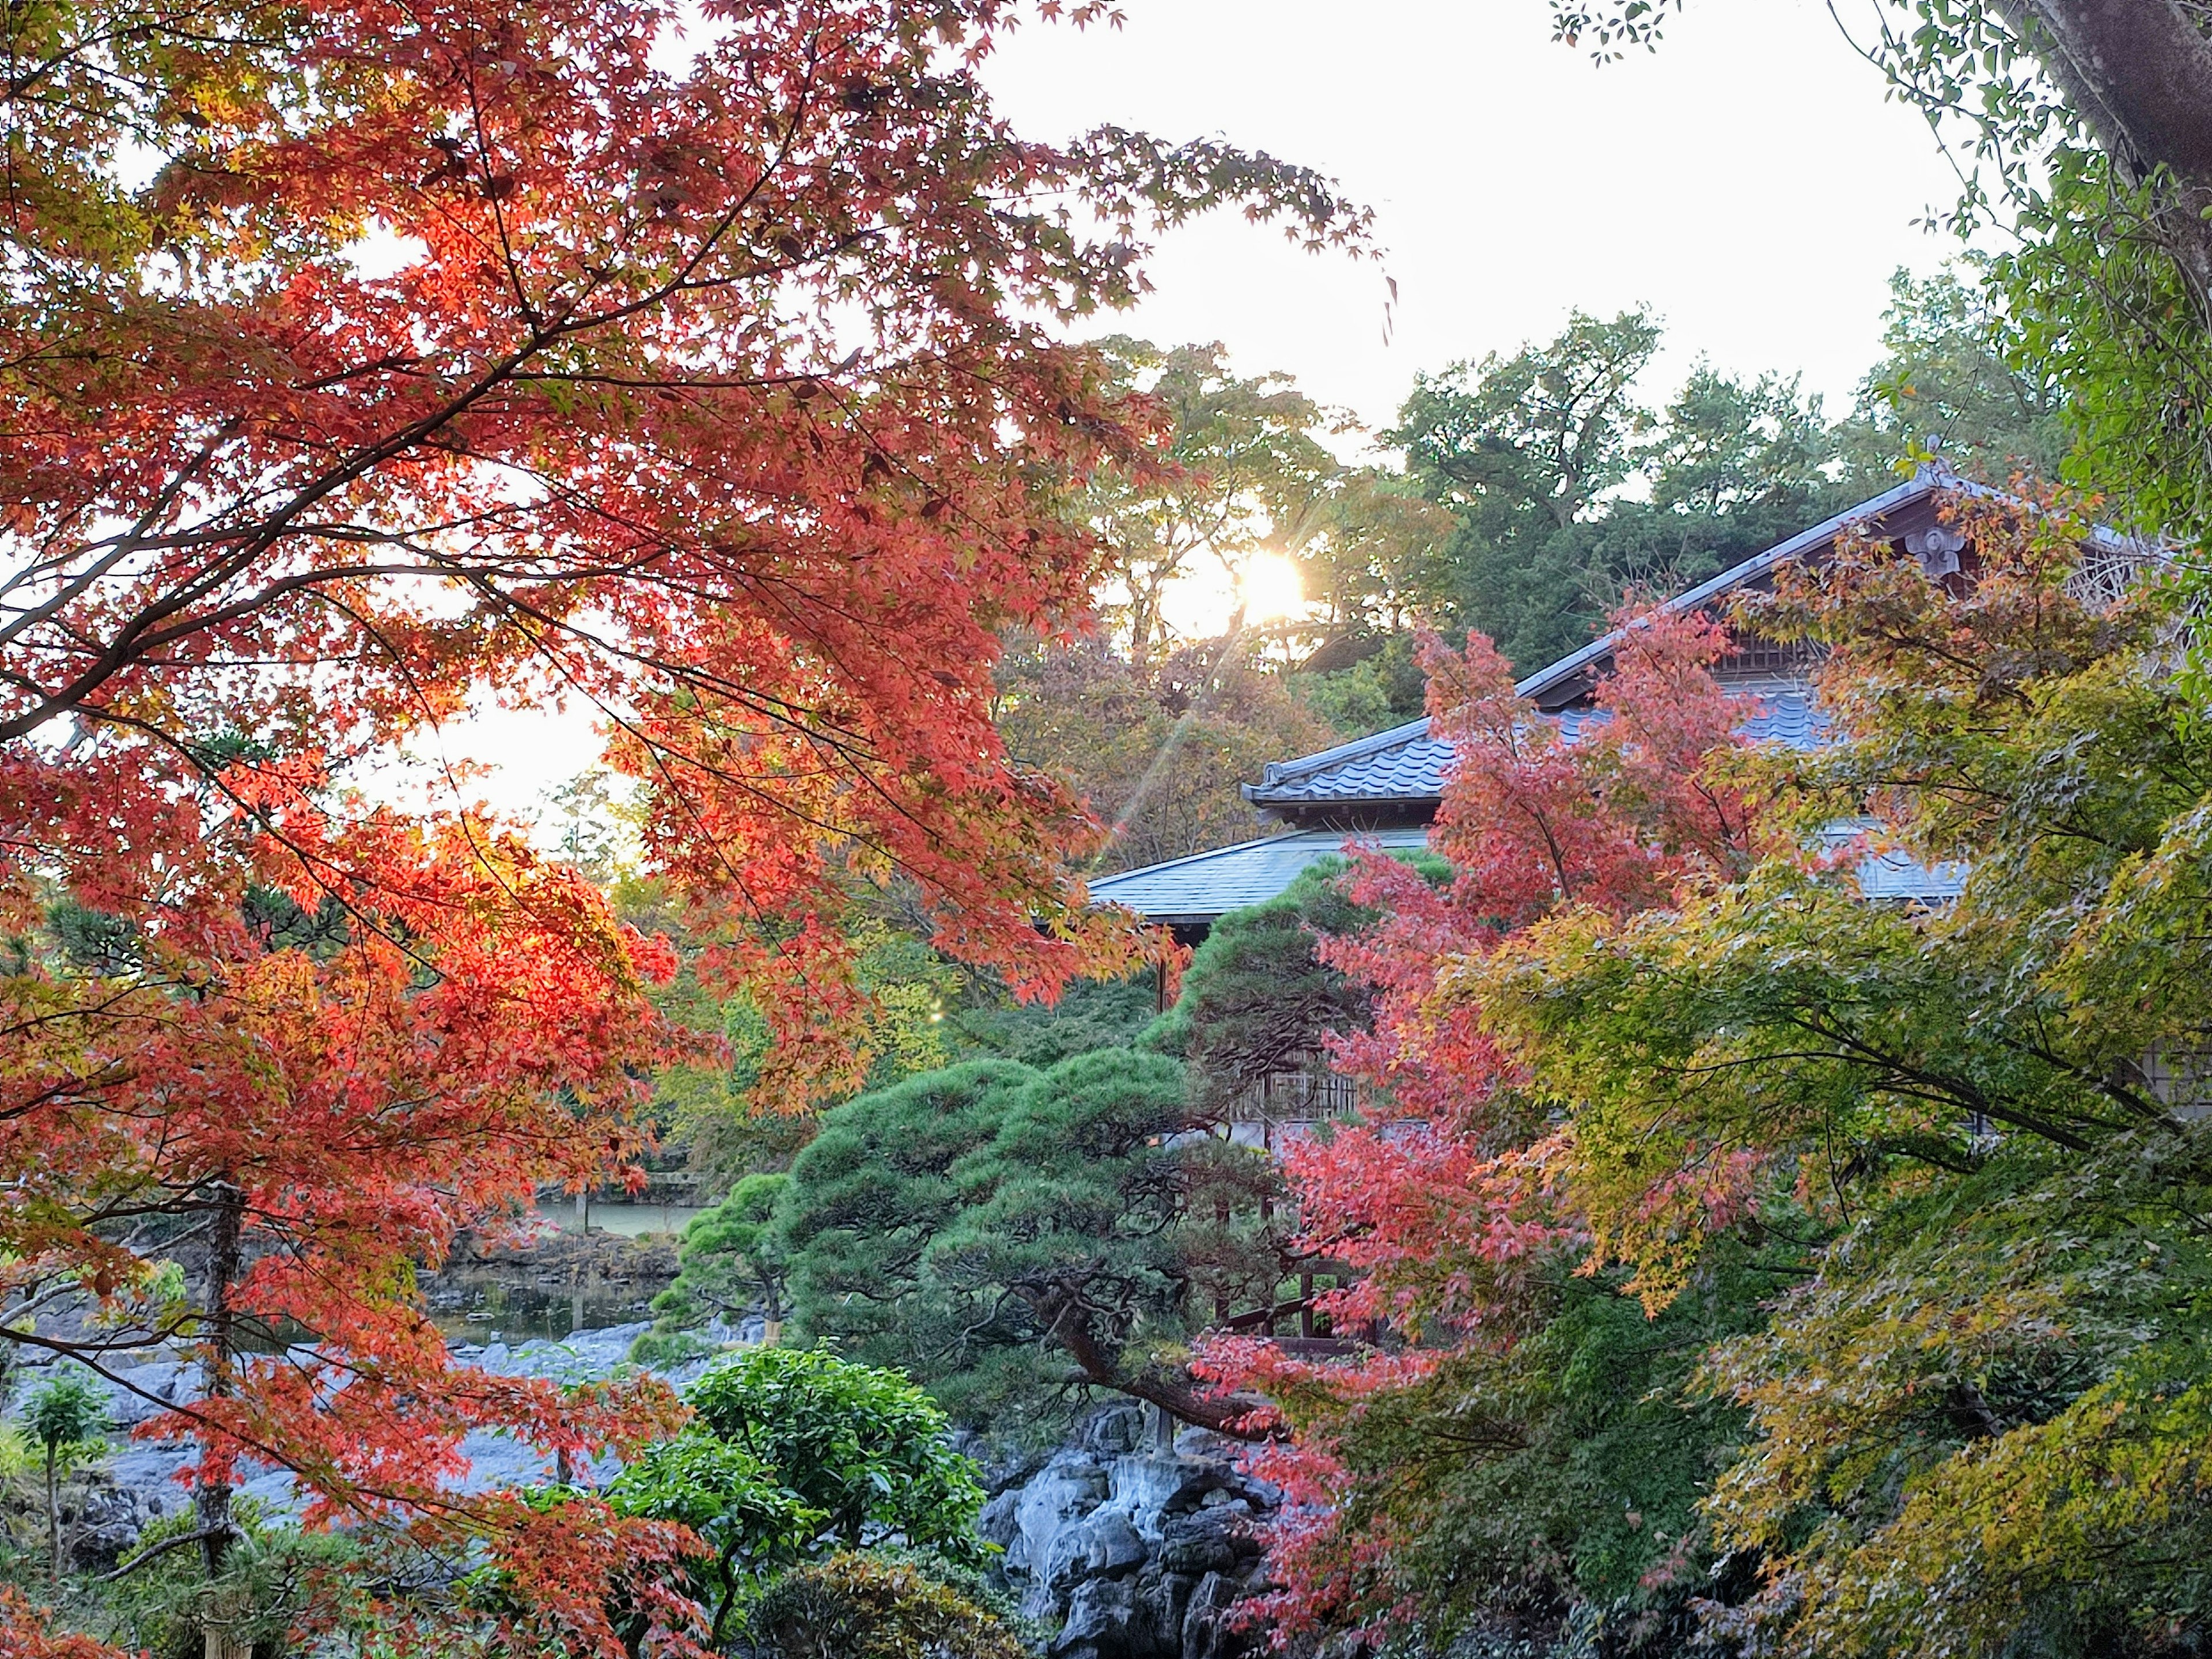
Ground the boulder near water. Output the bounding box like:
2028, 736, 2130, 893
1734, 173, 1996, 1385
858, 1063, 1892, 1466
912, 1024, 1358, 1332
987, 1406, 1277, 1659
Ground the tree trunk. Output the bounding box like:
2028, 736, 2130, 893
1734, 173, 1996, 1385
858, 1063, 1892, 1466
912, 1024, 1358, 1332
197, 1180, 244, 1582
2011, 0, 2212, 310
46, 1444, 59, 1588
1017, 1285, 1275, 1440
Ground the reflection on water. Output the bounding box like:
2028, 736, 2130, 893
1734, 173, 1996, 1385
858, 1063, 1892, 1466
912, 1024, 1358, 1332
426, 1273, 653, 1343
423, 1200, 706, 1343
535, 1198, 707, 1239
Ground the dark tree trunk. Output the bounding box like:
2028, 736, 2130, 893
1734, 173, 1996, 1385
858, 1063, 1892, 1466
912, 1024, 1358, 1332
2009, 0, 2212, 309
46, 1444, 60, 1587
196, 1180, 244, 1581
1016, 1284, 1276, 1441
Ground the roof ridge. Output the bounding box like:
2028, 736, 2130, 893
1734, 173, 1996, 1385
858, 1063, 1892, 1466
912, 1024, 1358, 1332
1253, 714, 1433, 788
1513, 467, 1950, 703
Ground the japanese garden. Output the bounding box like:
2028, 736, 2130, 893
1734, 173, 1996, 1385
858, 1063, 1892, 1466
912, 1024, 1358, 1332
5, 2, 2212, 1657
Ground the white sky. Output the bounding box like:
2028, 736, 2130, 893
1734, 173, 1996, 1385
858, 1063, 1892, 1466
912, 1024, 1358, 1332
983, 0, 1965, 429
452, 0, 1974, 825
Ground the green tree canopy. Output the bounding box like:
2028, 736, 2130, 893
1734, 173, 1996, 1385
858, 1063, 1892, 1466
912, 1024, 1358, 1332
1083, 337, 1344, 665
608, 1349, 984, 1646
1391, 310, 1862, 672
772, 1046, 1281, 1434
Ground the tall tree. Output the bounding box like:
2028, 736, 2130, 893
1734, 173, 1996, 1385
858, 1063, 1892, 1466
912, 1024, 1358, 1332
0, 0, 1362, 1647
1394, 314, 1851, 672
1288, 468, 1460, 638
1198, 605, 1767, 1649
1548, 0, 2212, 536
1396, 309, 1661, 535
1083, 339, 1345, 665
1836, 267, 2070, 483
1649, 365, 1835, 516
994, 635, 1335, 873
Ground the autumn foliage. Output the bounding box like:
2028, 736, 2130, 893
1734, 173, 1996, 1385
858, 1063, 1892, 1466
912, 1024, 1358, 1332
1197, 604, 1767, 1641
1206, 498, 2212, 1658
0, 0, 1363, 1645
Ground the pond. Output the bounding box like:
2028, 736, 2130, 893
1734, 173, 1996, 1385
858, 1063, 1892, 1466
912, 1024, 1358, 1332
531, 1196, 709, 1239
419, 1199, 708, 1343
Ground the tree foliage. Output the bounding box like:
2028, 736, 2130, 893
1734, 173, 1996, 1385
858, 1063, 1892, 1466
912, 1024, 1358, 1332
1213, 495, 2212, 1658
1196, 603, 1778, 1649
995, 635, 1336, 872
1544, 0, 2212, 540
773, 1046, 1283, 1434
1082, 339, 1344, 664
606, 1348, 983, 1649
0, 0, 1368, 1646
1392, 310, 1869, 671
740, 1551, 1024, 1659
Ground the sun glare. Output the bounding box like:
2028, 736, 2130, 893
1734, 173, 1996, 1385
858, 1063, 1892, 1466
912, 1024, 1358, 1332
1240, 551, 1305, 623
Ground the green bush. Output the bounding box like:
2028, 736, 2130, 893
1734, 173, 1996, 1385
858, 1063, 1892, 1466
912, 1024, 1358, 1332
609, 1349, 985, 1644
740, 1551, 1025, 1659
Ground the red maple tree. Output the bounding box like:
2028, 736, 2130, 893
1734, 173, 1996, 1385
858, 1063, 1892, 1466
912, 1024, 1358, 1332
1199, 608, 1767, 1644
0, 0, 1365, 1646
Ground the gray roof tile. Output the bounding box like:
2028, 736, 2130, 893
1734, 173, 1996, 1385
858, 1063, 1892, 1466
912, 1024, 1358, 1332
1249, 684, 1828, 807
1088, 827, 1430, 926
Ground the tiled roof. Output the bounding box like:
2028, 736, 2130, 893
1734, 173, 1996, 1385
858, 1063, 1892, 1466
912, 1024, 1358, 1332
1088, 826, 1431, 927
1249, 683, 1828, 808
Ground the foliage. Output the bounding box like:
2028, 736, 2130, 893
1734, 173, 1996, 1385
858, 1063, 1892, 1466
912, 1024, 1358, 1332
0, 0, 1369, 1637
739, 1551, 1026, 1659
1393, 311, 1862, 671
634, 1176, 795, 1367
1293, 633, 1431, 737
1291, 471, 1463, 640
1835, 267, 2070, 484
22, 1373, 105, 1465
1082, 338, 1345, 664
1546, 0, 2212, 542
22, 1370, 105, 1589
1147, 858, 1402, 1123
995, 635, 1336, 873
1397, 309, 1664, 537
87, 1498, 370, 1659
1197, 602, 1769, 1649
949, 974, 1161, 1070
775, 1047, 1274, 1432
608, 1349, 984, 1645
1463, 500, 2212, 1655
1218, 495, 2212, 1657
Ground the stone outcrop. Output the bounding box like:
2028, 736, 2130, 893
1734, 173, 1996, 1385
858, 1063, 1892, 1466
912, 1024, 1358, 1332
978, 1406, 1277, 1659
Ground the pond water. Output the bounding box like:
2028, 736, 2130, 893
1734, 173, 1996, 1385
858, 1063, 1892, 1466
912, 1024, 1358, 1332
426, 1273, 655, 1344
530, 1196, 709, 1238
420, 1199, 709, 1343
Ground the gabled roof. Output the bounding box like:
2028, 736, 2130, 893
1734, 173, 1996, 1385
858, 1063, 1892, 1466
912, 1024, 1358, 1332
1246, 467, 1966, 816
1514, 468, 1950, 709
1245, 684, 1828, 812
1088, 826, 1430, 927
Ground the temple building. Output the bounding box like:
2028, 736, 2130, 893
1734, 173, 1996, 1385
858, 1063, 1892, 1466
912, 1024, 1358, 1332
1085, 466, 2142, 938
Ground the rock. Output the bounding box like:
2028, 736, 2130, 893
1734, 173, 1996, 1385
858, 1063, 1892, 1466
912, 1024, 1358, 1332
1047, 1508, 1149, 1591
1181, 1571, 1249, 1659
1082, 1404, 1147, 1457
1136, 1566, 1196, 1659
1156, 1510, 1248, 1578
71, 1483, 142, 1571
104, 1358, 195, 1427
978, 1488, 1024, 1553
1053, 1574, 1141, 1659
1015, 1451, 1109, 1619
